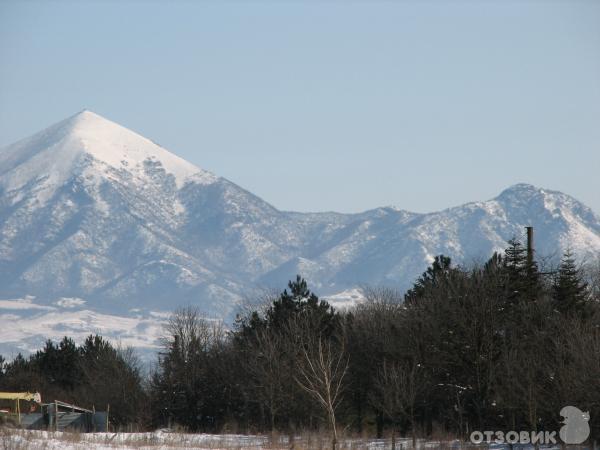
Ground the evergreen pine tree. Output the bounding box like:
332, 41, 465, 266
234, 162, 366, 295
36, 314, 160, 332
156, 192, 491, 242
404, 255, 453, 304
553, 250, 588, 315
502, 238, 540, 304
263, 275, 338, 335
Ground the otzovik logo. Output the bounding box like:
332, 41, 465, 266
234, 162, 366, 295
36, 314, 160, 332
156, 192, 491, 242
559, 406, 590, 445
470, 406, 590, 445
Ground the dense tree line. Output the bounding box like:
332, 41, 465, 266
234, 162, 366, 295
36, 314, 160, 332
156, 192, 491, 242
1, 240, 599, 445
148, 242, 600, 444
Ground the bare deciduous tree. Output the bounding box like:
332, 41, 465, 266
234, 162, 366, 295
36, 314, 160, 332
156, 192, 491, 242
163, 306, 226, 358
292, 317, 349, 450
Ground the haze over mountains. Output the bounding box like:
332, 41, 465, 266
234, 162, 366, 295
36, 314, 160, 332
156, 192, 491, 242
1, 111, 599, 354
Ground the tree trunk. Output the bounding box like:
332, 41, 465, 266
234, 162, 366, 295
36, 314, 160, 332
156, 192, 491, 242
330, 406, 338, 450
356, 393, 363, 434
411, 407, 417, 449
376, 411, 384, 439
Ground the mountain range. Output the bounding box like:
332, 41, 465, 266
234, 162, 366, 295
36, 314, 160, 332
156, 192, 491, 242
1, 110, 599, 355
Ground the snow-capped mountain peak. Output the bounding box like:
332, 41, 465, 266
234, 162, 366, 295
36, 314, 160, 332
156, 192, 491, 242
0, 110, 217, 206
58, 110, 214, 187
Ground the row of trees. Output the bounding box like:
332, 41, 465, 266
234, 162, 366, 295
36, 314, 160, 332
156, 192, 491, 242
148, 242, 600, 446
1, 240, 599, 446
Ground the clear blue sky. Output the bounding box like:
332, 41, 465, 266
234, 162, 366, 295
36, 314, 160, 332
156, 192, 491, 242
1, 1, 599, 214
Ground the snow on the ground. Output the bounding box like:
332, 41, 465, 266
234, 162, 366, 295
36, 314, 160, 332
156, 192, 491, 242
0, 430, 565, 450
323, 288, 366, 310
0, 430, 269, 450
0, 295, 54, 311
0, 296, 166, 358
0, 429, 435, 450
0, 288, 366, 360
0, 288, 366, 362
55, 297, 86, 308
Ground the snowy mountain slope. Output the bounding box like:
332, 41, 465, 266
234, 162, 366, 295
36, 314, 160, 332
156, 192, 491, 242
0, 112, 242, 315
275, 184, 600, 290
1, 110, 599, 348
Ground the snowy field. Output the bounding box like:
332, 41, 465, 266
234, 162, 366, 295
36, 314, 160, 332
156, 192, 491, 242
0, 297, 166, 361
0, 429, 484, 450
0, 429, 392, 449
0, 429, 571, 450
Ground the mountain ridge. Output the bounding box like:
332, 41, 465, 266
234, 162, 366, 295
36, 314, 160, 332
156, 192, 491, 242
1, 111, 599, 327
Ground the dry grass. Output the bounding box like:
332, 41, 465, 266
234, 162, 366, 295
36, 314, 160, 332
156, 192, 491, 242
4, 427, 580, 450
0, 427, 379, 449
0, 428, 33, 450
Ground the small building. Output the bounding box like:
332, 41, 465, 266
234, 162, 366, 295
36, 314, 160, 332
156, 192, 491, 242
45, 400, 108, 432
0, 392, 108, 432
